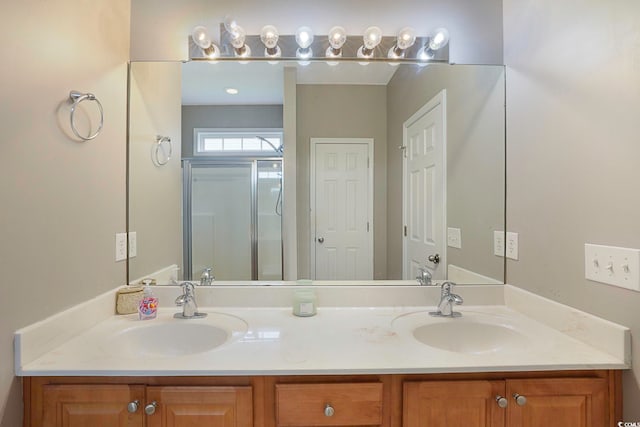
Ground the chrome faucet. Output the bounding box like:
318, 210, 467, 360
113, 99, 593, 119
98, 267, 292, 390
174, 282, 207, 319
200, 267, 214, 286
430, 281, 463, 317
416, 267, 433, 286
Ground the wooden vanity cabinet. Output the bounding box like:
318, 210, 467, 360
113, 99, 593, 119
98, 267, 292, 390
41, 384, 145, 427
24, 371, 621, 427
402, 376, 614, 427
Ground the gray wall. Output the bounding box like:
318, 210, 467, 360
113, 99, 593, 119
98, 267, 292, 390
130, 0, 503, 65
129, 62, 183, 282
182, 105, 283, 157
296, 84, 387, 279
386, 65, 505, 281
504, 0, 640, 419
0, 0, 131, 425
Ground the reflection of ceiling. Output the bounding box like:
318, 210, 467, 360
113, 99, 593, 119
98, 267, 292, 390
181, 61, 399, 106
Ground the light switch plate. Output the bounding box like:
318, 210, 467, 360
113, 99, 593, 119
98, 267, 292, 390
494, 231, 504, 257
128, 232, 137, 258
506, 232, 519, 260
447, 227, 462, 249
585, 243, 640, 291
115, 233, 127, 262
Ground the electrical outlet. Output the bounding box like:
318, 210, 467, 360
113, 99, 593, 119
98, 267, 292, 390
447, 227, 462, 249
585, 244, 640, 291
494, 231, 504, 257
128, 232, 137, 258
506, 232, 519, 260
115, 233, 127, 262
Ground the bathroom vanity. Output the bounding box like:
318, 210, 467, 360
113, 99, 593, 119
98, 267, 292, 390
16, 285, 629, 427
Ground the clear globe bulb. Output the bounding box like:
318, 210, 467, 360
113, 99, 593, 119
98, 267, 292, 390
428, 28, 450, 50
191, 26, 211, 49
363, 26, 382, 50
328, 26, 347, 50
396, 27, 416, 50
229, 25, 246, 49
295, 26, 314, 49
260, 25, 279, 49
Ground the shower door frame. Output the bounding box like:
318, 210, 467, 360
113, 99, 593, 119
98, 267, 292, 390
183, 157, 284, 281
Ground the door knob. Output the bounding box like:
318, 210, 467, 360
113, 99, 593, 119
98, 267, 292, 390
428, 254, 440, 264
495, 395, 508, 408
513, 393, 527, 406
144, 401, 158, 415
127, 400, 139, 413
317, 237, 325, 243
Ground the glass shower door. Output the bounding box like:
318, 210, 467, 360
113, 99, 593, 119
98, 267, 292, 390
188, 163, 253, 280
184, 159, 283, 281
256, 160, 283, 280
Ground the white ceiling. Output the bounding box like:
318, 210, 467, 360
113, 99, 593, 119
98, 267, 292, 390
181, 61, 399, 105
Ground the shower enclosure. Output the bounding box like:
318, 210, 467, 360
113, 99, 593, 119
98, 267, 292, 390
182, 158, 283, 281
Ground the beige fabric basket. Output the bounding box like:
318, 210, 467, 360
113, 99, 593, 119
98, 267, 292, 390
116, 286, 144, 315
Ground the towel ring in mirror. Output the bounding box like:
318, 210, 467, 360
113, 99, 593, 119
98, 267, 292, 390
69, 90, 104, 141
153, 135, 172, 166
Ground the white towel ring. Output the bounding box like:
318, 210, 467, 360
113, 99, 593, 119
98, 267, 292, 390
69, 90, 104, 141
154, 135, 172, 166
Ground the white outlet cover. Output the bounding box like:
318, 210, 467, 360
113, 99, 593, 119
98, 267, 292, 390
128, 231, 137, 258
585, 243, 640, 292
115, 232, 127, 262
493, 231, 504, 257
447, 227, 462, 249
506, 232, 519, 260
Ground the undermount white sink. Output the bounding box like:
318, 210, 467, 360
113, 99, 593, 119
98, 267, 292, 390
412, 321, 528, 354
103, 312, 248, 358
391, 309, 531, 354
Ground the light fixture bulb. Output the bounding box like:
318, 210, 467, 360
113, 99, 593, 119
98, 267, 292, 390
260, 25, 281, 58
388, 27, 416, 60
229, 25, 246, 49
428, 28, 450, 51
396, 27, 417, 50
260, 25, 279, 49
328, 26, 347, 50
326, 26, 347, 59
362, 26, 382, 50
357, 26, 382, 60
295, 26, 314, 49
191, 25, 212, 49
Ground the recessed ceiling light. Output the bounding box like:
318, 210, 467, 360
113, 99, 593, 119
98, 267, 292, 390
225, 88, 239, 95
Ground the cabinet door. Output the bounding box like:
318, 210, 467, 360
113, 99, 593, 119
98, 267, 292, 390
506, 378, 607, 427
146, 386, 253, 427
42, 384, 145, 427
403, 381, 505, 427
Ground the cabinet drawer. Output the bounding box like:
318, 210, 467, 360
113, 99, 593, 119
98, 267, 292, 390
276, 382, 383, 426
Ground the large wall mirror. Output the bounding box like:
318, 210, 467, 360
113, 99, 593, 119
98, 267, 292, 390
128, 60, 505, 286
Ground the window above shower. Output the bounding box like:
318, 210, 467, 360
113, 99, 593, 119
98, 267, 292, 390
194, 129, 283, 156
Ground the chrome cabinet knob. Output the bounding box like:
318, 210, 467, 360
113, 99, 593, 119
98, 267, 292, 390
144, 401, 158, 415
317, 237, 325, 244
324, 404, 335, 417
127, 400, 139, 413
513, 393, 527, 406
495, 395, 508, 408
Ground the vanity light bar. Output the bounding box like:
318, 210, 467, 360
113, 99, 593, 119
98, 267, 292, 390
188, 24, 449, 64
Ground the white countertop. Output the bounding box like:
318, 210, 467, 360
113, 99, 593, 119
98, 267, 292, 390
14, 284, 631, 376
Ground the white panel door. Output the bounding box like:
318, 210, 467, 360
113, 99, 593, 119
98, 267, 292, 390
403, 92, 446, 280
312, 141, 372, 280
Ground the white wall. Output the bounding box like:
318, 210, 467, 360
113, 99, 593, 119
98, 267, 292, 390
130, 0, 503, 64
0, 0, 131, 425
504, 0, 640, 419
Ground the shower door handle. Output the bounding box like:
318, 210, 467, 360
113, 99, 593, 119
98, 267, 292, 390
317, 237, 325, 244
